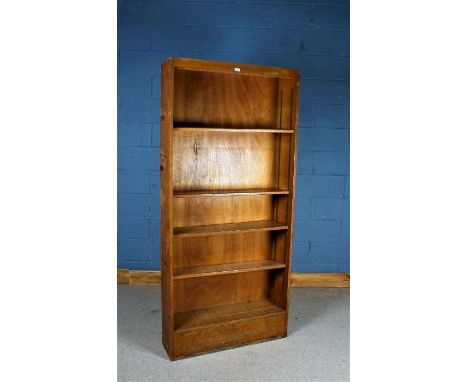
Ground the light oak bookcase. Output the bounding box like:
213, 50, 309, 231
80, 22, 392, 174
160, 58, 299, 359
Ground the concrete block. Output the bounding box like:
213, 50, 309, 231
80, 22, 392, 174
118, 170, 149, 193
118, 239, 150, 261
311, 198, 345, 219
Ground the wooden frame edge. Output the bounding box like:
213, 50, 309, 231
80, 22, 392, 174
117, 269, 350, 288
170, 57, 300, 79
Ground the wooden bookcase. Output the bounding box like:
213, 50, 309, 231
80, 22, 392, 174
160, 58, 299, 359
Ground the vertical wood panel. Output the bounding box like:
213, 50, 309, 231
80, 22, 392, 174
281, 77, 300, 320
160, 59, 175, 356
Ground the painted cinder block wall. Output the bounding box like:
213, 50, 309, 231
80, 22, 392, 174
118, 0, 350, 272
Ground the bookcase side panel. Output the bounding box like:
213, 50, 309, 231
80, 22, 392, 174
160, 59, 175, 356
279, 77, 300, 319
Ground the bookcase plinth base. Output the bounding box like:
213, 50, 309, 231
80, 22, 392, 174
168, 312, 287, 360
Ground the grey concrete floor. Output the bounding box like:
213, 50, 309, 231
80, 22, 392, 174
118, 285, 349, 382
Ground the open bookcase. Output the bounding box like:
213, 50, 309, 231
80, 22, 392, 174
160, 58, 299, 359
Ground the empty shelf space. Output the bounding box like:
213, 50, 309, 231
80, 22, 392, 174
173, 188, 289, 198
174, 299, 285, 332
173, 127, 294, 133
173, 220, 288, 238
174, 260, 286, 280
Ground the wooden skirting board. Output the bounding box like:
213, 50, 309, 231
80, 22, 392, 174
117, 269, 349, 288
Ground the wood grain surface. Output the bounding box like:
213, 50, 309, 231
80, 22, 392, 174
173, 131, 279, 191
173, 260, 286, 280
174, 68, 278, 129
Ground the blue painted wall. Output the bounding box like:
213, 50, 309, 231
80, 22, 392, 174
118, 0, 350, 272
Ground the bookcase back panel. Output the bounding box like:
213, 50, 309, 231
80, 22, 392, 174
174, 232, 274, 269
173, 195, 274, 227
174, 271, 273, 313
173, 131, 278, 191
173, 69, 278, 128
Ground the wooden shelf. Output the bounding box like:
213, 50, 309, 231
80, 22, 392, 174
174, 299, 285, 332
174, 260, 286, 280
173, 188, 289, 198
173, 220, 288, 238
173, 127, 294, 133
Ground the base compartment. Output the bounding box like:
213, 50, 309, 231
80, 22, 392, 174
172, 302, 286, 359
175, 299, 284, 332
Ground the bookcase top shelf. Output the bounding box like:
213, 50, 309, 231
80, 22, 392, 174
168, 57, 300, 79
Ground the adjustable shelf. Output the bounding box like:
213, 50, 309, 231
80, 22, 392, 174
173, 220, 288, 238
161, 58, 299, 359
173, 188, 289, 198
173, 259, 286, 280
173, 127, 294, 133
